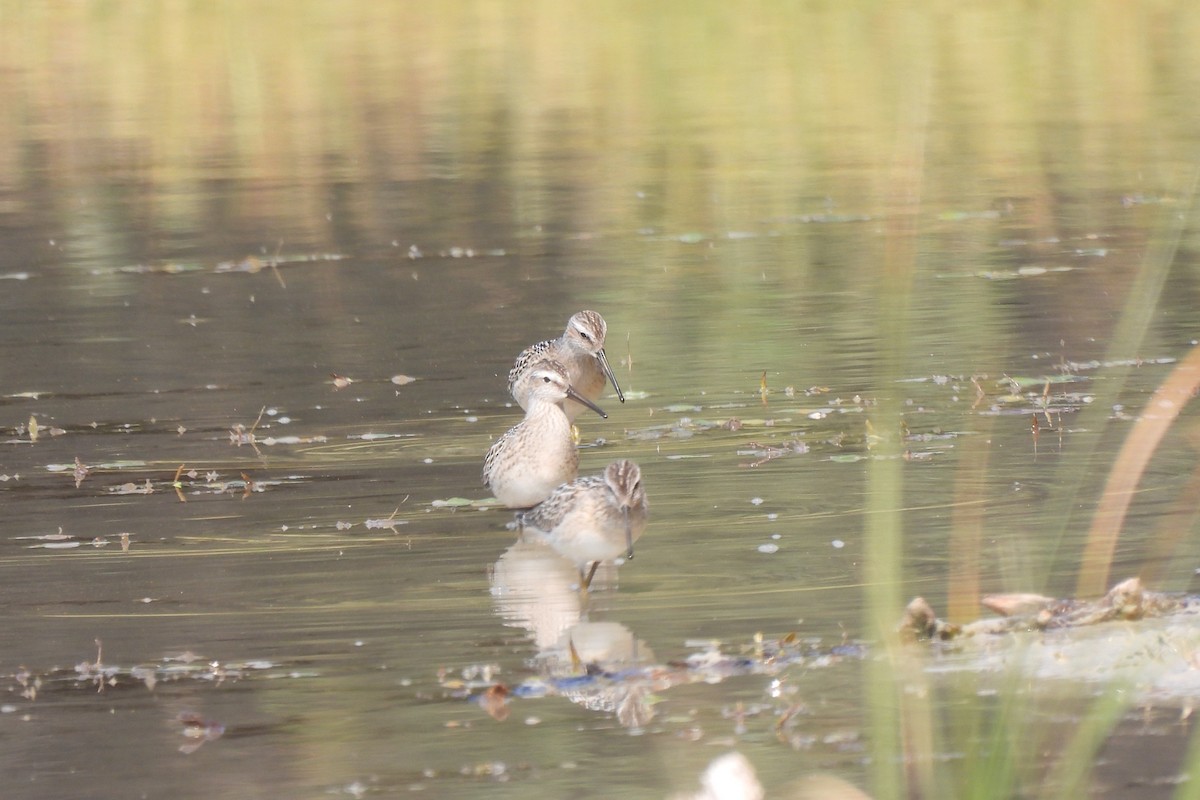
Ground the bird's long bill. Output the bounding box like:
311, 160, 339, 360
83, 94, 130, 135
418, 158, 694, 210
565, 385, 607, 419
623, 506, 634, 561
595, 348, 626, 403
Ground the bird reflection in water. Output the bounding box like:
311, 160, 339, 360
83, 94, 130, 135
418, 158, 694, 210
489, 538, 658, 728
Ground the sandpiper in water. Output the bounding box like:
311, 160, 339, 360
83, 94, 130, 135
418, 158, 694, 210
516, 459, 648, 589
508, 310, 625, 422
483, 359, 607, 509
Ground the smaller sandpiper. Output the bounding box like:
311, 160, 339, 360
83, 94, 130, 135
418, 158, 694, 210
516, 459, 649, 589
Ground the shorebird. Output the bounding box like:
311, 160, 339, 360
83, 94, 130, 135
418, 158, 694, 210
516, 459, 648, 589
508, 310, 625, 422
483, 359, 606, 508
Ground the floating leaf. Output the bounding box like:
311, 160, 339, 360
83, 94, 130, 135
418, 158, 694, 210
431, 497, 475, 508
477, 684, 511, 721
391, 375, 417, 385
260, 435, 328, 445
15, 528, 71, 541
1003, 374, 1088, 390
364, 516, 409, 530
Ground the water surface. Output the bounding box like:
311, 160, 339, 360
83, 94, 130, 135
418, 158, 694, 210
2, 3, 1200, 798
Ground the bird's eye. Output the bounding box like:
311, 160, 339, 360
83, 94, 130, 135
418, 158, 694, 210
543, 375, 552, 383
578, 330, 591, 341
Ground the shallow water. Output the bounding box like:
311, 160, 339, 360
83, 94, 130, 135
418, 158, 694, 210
3, 3, 1200, 798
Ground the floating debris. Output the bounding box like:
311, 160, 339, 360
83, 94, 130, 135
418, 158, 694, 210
453, 577, 1200, 733
108, 479, 155, 496
259, 435, 328, 446
72, 456, 90, 488
899, 577, 1199, 641
941, 265, 1077, 281
364, 507, 409, 531
1001, 374, 1090, 390
176, 711, 226, 754
476, 684, 511, 721
736, 439, 809, 467
157, 468, 296, 500
108, 262, 200, 275
4, 645, 282, 703
624, 417, 725, 441
896, 578, 1200, 696
1122, 193, 1177, 207
229, 406, 267, 454
97, 252, 350, 278
15, 525, 69, 544
1062, 356, 1176, 372
434, 496, 480, 510
452, 634, 861, 730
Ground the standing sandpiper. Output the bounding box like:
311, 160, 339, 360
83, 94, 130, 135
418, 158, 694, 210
516, 460, 648, 589
483, 359, 607, 509
508, 310, 625, 422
